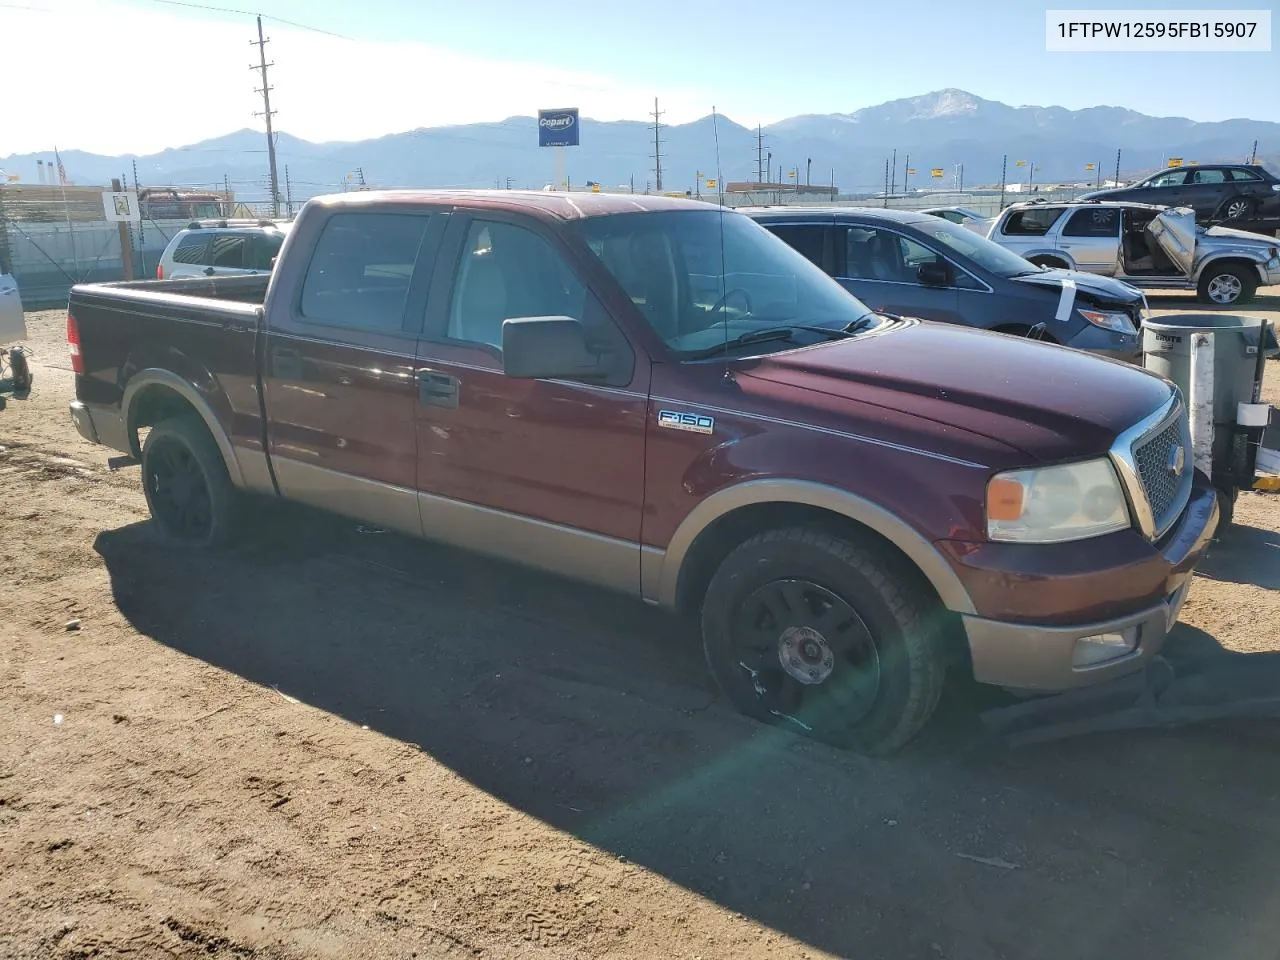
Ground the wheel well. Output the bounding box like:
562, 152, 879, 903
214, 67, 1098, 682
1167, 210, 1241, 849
1202, 257, 1259, 280
127, 384, 202, 457
1027, 255, 1069, 269
673, 501, 968, 667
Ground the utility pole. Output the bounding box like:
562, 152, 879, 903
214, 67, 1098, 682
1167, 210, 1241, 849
890, 148, 897, 195
1114, 148, 1121, 185
903, 153, 910, 195
766, 151, 772, 185
756, 125, 766, 185
131, 158, 147, 275
1249, 139, 1258, 164
223, 173, 232, 216
356, 167, 366, 188
806, 157, 811, 187
650, 97, 664, 192
111, 177, 135, 280
883, 158, 889, 208
629, 174, 635, 194
285, 165, 294, 216
999, 154, 1007, 210
251, 15, 281, 217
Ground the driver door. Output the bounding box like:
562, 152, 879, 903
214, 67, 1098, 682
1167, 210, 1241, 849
412, 211, 651, 594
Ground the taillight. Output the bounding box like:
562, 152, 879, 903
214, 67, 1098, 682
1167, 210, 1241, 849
156, 263, 164, 279
67, 311, 84, 375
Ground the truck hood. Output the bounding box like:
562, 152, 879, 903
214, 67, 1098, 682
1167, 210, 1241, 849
1008, 267, 1144, 305
739, 320, 1173, 465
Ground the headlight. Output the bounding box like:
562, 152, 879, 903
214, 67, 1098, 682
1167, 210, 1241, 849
1077, 308, 1136, 336
986, 458, 1131, 543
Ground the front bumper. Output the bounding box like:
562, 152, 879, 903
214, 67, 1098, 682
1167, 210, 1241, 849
955, 476, 1219, 692
69, 399, 130, 452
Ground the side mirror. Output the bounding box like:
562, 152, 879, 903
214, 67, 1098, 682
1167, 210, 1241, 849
501, 316, 613, 381
917, 261, 950, 286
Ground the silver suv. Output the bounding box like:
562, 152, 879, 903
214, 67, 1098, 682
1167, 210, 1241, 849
986, 200, 1280, 306
157, 219, 290, 280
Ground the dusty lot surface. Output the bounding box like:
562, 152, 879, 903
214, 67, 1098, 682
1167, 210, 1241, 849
1, 300, 1278, 960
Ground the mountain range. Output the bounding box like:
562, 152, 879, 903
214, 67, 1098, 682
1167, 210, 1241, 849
3, 89, 1277, 203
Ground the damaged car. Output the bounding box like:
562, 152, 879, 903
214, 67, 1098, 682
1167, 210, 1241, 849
987, 200, 1280, 306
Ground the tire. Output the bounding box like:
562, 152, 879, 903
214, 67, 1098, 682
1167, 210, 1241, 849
700, 527, 946, 756
1197, 264, 1257, 306
1221, 197, 1253, 222
1215, 487, 1237, 531
8, 349, 31, 392
140, 415, 238, 547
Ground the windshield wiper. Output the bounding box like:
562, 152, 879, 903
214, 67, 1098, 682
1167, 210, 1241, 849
683, 324, 854, 360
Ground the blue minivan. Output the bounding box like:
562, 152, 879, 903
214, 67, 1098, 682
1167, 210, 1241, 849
744, 206, 1146, 362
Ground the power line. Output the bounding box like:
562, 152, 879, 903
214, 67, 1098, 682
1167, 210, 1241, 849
250, 14, 282, 216
147, 0, 352, 38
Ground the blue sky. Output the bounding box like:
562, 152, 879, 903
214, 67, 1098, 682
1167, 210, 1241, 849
2, 0, 1276, 153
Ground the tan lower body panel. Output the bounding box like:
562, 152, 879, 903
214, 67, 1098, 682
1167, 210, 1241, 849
267, 456, 644, 596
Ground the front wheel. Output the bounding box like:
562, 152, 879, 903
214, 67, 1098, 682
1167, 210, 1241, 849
1197, 264, 1257, 306
700, 528, 947, 755
140, 416, 238, 547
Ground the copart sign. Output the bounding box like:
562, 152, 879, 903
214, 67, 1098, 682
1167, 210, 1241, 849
538, 108, 580, 148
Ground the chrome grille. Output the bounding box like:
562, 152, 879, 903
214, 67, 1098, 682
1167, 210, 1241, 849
1131, 410, 1192, 537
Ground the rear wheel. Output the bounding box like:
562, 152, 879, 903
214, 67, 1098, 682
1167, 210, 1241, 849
700, 527, 947, 756
1197, 264, 1257, 306
1221, 197, 1254, 221
140, 416, 238, 547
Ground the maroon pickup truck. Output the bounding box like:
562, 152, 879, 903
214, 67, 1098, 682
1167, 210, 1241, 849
66, 191, 1218, 754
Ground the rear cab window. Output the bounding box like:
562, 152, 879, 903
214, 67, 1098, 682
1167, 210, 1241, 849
1000, 208, 1066, 236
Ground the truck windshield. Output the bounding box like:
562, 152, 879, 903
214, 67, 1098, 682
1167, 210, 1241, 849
910, 217, 1042, 278
573, 209, 878, 357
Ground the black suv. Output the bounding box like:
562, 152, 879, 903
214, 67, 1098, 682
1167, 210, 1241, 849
1078, 164, 1280, 225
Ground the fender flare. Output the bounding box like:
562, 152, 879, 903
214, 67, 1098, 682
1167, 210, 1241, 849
122, 368, 246, 488
1195, 254, 1266, 285
650, 478, 976, 615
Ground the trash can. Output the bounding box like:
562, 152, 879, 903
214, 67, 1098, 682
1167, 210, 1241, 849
1142, 314, 1278, 440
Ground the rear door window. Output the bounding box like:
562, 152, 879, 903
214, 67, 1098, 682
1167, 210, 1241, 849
1063, 208, 1121, 237
1000, 208, 1065, 236
766, 224, 828, 271
1227, 168, 1263, 182
209, 233, 247, 269
171, 234, 210, 264
1190, 169, 1228, 184
299, 213, 431, 332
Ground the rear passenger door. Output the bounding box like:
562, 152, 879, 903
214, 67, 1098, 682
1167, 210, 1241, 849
410, 211, 650, 595
1058, 207, 1121, 272
262, 208, 446, 536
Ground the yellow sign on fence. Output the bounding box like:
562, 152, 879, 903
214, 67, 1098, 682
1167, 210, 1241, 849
1015, 160, 1027, 167
1085, 163, 1096, 171
1168, 157, 1183, 167
930, 168, 944, 178
706, 179, 717, 189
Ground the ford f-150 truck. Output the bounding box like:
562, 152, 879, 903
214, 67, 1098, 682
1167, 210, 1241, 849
66, 191, 1219, 754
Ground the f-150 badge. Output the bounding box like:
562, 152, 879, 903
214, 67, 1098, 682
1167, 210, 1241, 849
658, 410, 714, 435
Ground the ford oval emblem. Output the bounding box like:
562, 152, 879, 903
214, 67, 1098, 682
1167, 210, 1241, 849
1167, 444, 1185, 478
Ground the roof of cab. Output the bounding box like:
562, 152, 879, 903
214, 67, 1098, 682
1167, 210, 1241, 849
305, 189, 718, 220
738, 205, 936, 225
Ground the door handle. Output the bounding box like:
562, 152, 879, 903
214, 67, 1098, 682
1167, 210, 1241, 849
417, 370, 459, 408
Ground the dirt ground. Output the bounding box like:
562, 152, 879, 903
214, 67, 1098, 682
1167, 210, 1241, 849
1, 298, 1278, 960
